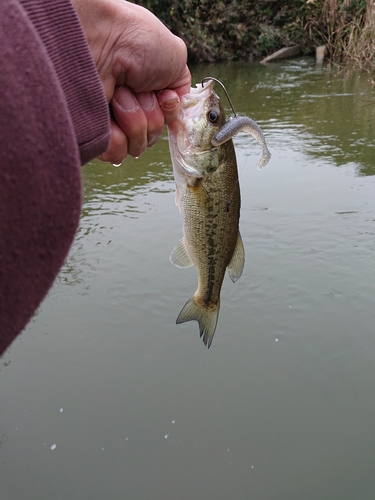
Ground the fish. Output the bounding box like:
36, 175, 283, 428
167, 79, 271, 347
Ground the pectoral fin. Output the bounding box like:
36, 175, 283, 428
170, 239, 193, 268
227, 233, 245, 283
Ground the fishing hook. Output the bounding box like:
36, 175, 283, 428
201, 77, 237, 117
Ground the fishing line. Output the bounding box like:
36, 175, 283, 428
200, 77, 260, 486
203, 348, 235, 469
196, 80, 265, 495
203, 349, 265, 495
201, 77, 245, 209
204, 349, 249, 477
201, 77, 237, 117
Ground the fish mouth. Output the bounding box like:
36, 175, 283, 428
169, 78, 216, 151
180, 79, 214, 112
188, 78, 214, 94
167, 78, 219, 179
168, 81, 213, 135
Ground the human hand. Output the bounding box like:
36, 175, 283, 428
72, 0, 191, 163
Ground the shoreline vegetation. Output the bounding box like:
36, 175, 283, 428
134, 0, 374, 71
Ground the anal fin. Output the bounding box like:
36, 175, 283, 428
227, 232, 245, 283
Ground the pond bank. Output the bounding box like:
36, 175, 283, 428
134, 0, 374, 71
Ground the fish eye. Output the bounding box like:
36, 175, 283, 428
207, 108, 220, 124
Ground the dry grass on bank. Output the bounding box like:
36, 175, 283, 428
323, 0, 375, 71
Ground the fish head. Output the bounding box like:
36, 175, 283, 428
168, 79, 228, 179
180, 79, 227, 151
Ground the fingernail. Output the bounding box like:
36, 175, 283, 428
136, 92, 156, 112
157, 90, 180, 108
160, 97, 179, 113
114, 87, 138, 112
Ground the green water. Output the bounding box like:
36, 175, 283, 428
1, 59, 375, 500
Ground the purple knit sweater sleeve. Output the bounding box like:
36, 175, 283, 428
0, 0, 110, 355
21, 0, 110, 164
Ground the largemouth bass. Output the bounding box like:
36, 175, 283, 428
168, 79, 271, 347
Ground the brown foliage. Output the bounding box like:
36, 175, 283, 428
322, 0, 375, 70
134, 0, 374, 70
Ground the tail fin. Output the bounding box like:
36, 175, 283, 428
176, 297, 220, 348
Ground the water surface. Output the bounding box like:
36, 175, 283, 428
1, 59, 375, 500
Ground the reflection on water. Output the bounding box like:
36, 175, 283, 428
195, 59, 375, 175
1, 59, 375, 500
82, 152, 174, 218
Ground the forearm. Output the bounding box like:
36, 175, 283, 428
0, 0, 84, 354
